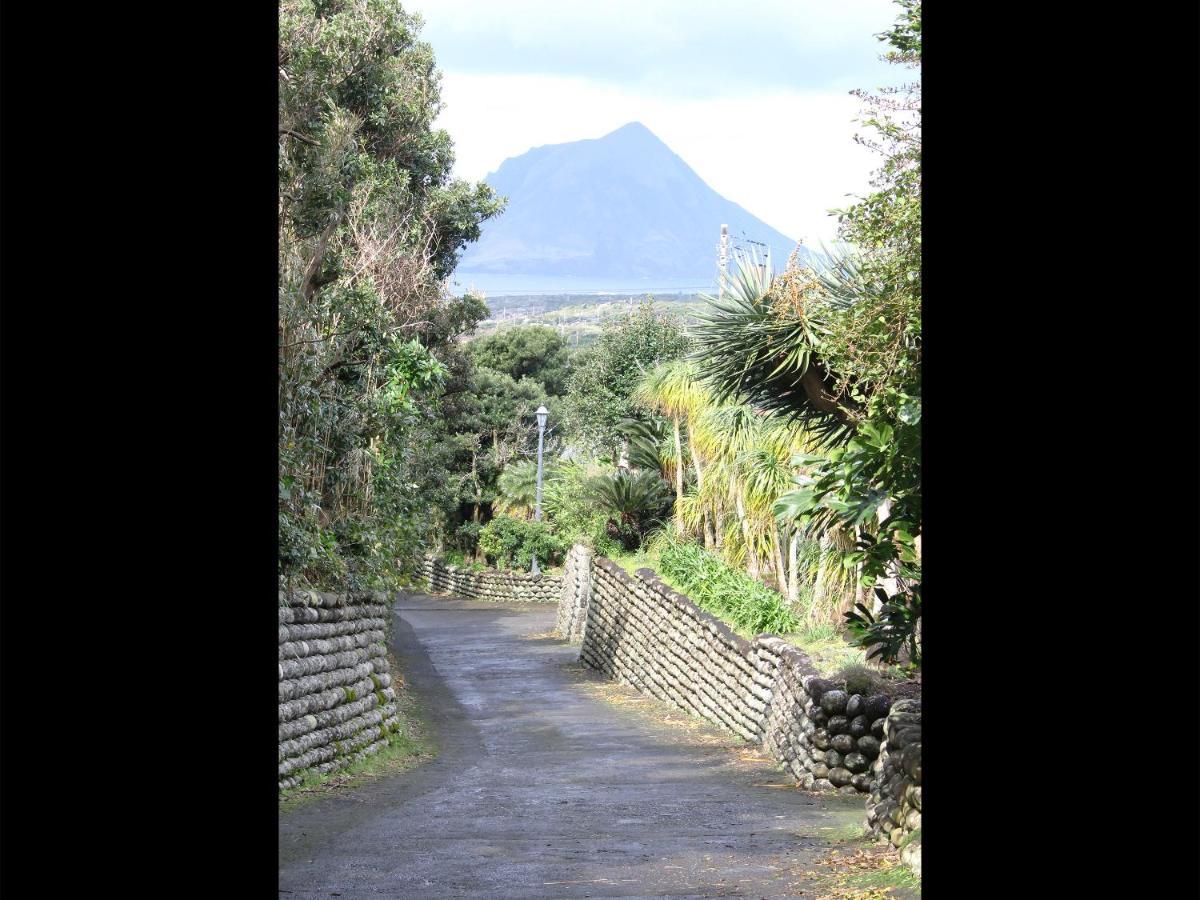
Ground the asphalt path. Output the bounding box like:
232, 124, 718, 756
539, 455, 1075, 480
278, 593, 865, 897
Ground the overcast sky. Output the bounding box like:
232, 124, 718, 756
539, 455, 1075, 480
404, 0, 910, 246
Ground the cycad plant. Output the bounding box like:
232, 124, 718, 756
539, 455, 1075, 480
585, 470, 673, 550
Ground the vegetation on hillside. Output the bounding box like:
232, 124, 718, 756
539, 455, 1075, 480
278, 0, 503, 589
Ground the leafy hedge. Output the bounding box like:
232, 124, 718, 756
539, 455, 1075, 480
478, 516, 567, 570
654, 536, 799, 635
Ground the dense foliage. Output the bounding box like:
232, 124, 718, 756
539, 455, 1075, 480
468, 325, 573, 397
654, 534, 800, 635
278, 0, 502, 588
477, 516, 567, 570
695, 0, 922, 667
585, 470, 674, 550
561, 303, 692, 458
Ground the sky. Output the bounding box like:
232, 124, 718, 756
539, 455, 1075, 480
404, 0, 911, 247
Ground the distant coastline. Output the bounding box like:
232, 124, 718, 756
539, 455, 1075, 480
449, 271, 718, 297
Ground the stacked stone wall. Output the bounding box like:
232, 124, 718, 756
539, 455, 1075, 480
422, 554, 562, 603
865, 699, 922, 872
278, 589, 398, 792
560, 546, 917, 799
555, 544, 592, 641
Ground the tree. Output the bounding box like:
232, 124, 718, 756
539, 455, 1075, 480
585, 470, 674, 551
561, 302, 692, 458
468, 326, 573, 397
278, 0, 504, 587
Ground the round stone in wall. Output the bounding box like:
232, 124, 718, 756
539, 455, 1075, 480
851, 773, 873, 792
845, 694, 865, 718
811, 763, 829, 779
870, 717, 887, 740
828, 766, 853, 787
904, 783, 919, 808
820, 689, 849, 715
807, 678, 835, 703
843, 752, 869, 773
864, 695, 892, 721
825, 750, 843, 768
827, 715, 850, 735
856, 735, 881, 758
848, 715, 870, 738
830, 733, 854, 754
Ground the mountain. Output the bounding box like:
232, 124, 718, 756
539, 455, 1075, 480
457, 122, 814, 281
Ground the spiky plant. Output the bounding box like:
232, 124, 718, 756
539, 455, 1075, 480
692, 251, 860, 449
585, 470, 673, 550
493, 460, 540, 519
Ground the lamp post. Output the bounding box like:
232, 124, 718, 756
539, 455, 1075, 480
531, 405, 549, 575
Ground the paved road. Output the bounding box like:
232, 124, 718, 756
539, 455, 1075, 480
279, 593, 865, 897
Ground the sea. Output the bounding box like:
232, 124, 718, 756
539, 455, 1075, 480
448, 272, 718, 298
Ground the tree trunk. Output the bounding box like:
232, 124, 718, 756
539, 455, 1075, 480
734, 479, 758, 580
688, 435, 714, 550
787, 528, 800, 608
874, 497, 899, 612
772, 527, 788, 595
812, 531, 832, 622
672, 416, 685, 535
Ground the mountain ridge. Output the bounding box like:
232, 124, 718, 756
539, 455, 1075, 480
459, 122, 814, 280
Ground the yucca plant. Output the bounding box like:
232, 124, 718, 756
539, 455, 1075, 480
692, 251, 859, 449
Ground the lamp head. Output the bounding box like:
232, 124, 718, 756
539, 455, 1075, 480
535, 405, 549, 430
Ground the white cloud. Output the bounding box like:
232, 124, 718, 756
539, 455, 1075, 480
436, 72, 880, 246
405, 0, 902, 96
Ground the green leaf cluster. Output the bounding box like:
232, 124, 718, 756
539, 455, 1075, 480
654, 534, 800, 635
477, 516, 567, 571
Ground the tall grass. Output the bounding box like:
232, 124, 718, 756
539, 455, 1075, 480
650, 532, 799, 635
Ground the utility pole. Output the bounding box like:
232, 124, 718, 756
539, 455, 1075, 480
718, 224, 729, 299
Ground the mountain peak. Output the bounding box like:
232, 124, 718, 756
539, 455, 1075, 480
605, 121, 652, 137
461, 126, 808, 280
598, 121, 665, 148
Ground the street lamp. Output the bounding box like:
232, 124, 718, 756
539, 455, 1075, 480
531, 405, 549, 575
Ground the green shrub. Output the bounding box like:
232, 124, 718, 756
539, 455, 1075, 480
541, 461, 614, 550
653, 535, 799, 635
477, 516, 567, 571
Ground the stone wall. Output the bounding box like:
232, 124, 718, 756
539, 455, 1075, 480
422, 554, 562, 603
866, 699, 921, 872
555, 544, 592, 642
278, 589, 398, 792
558, 547, 915, 799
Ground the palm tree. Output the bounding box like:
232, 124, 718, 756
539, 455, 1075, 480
494, 460, 540, 519
692, 251, 860, 449
633, 360, 717, 548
